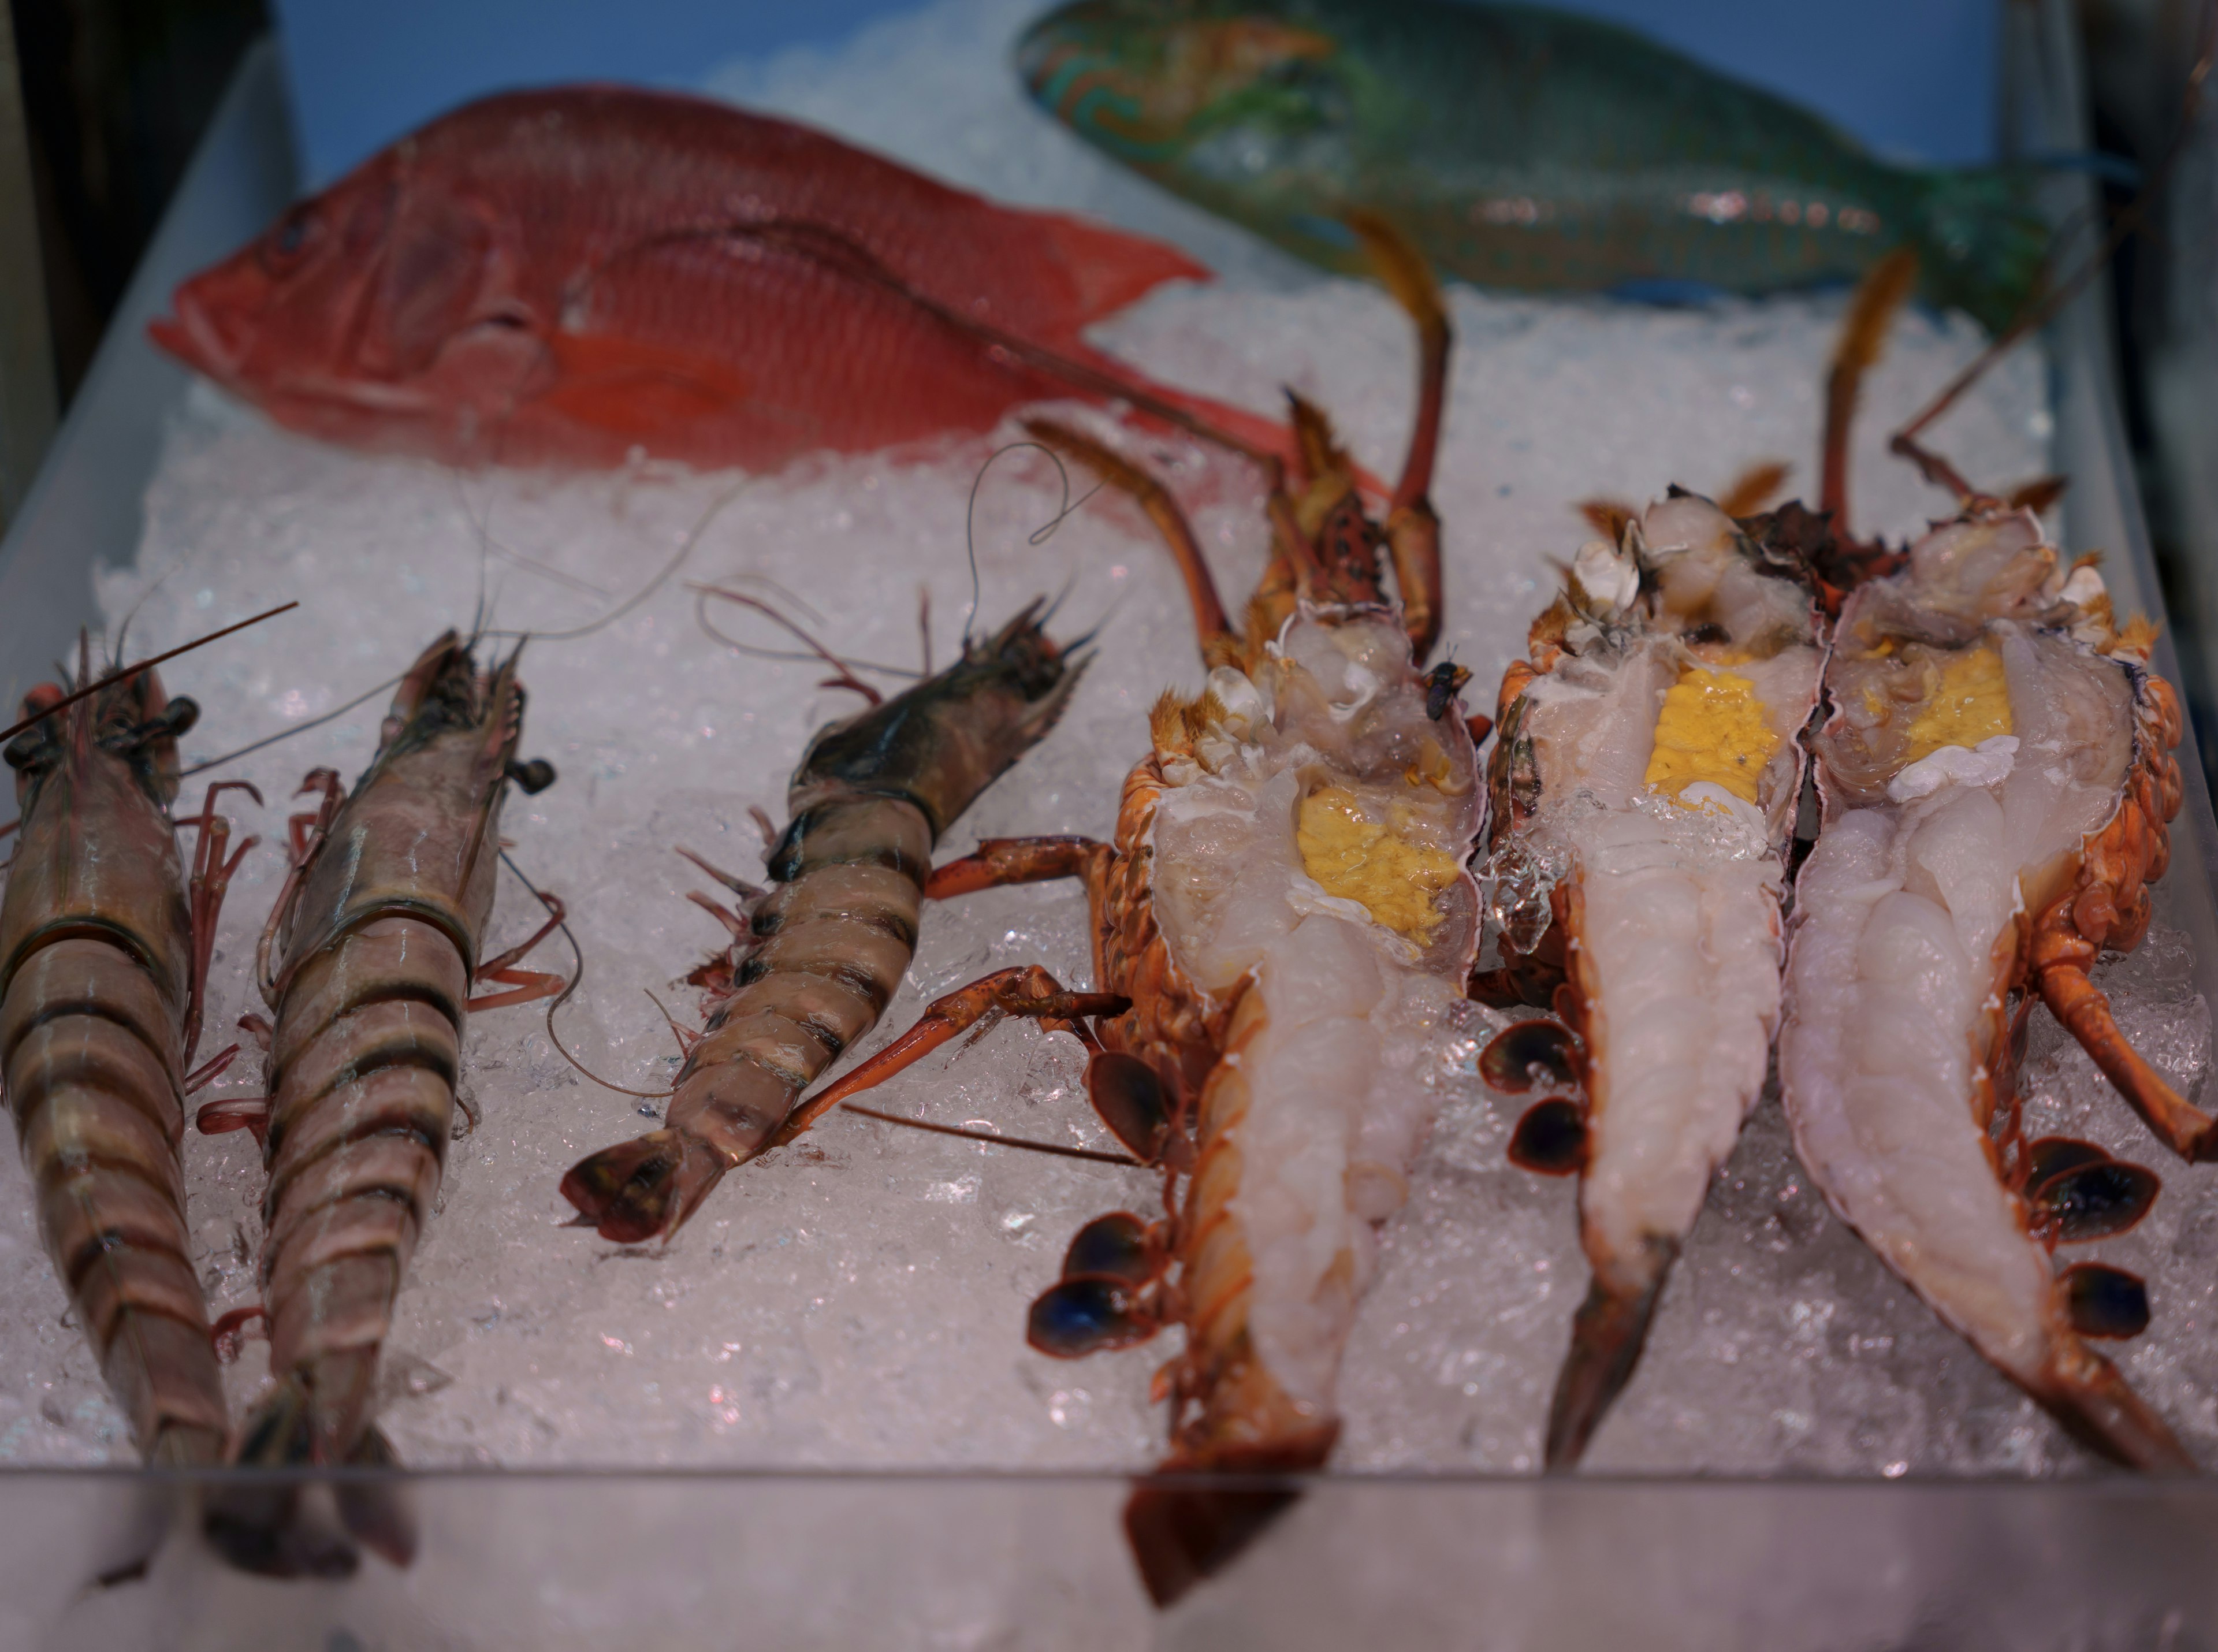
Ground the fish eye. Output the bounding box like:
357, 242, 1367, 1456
263, 206, 318, 270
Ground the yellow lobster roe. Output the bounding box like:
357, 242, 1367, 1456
1644, 667, 1779, 805
1296, 786, 1460, 944
1904, 644, 2012, 761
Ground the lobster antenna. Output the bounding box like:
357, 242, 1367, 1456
963, 440, 1103, 650
840, 1102, 1143, 1167
500, 850, 675, 1102
0, 602, 300, 747
1891, 8, 2216, 494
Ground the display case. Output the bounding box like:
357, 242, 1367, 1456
3, 5, 2216, 1647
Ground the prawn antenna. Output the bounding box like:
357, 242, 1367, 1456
691, 585, 920, 700
500, 850, 674, 1102
840, 1102, 1143, 1167
486, 475, 752, 645
962, 440, 1104, 649
180, 671, 406, 778
0, 601, 300, 748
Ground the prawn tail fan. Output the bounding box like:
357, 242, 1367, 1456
559, 1128, 729, 1244
201, 1380, 418, 1577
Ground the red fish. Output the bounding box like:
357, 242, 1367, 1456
150, 85, 1283, 471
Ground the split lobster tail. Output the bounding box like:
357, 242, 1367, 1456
2034, 1349, 2195, 1475
559, 1128, 730, 1244
1123, 1475, 1305, 1609
1122, 1433, 1337, 1609
202, 1374, 418, 1578
1544, 1245, 1676, 1469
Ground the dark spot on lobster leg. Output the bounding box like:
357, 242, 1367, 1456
1508, 1099, 1586, 1175
2064, 1263, 2152, 1339
1062, 1212, 1153, 1285
2025, 1136, 2109, 1188
1028, 1275, 1156, 1357
1086, 1051, 1174, 1166
2034, 1159, 2161, 1243
1482, 1019, 1579, 1094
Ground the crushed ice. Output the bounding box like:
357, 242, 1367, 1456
0, 0, 2206, 1481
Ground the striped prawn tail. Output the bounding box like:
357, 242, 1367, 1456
561, 792, 934, 1241
1, 939, 228, 1467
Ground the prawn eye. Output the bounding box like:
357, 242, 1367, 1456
507, 757, 557, 794
154, 697, 201, 740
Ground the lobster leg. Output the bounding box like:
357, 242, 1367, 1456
776, 965, 1132, 1141
1820, 246, 1919, 531
1021, 418, 1239, 666
1348, 212, 1449, 663
925, 835, 1108, 899
2038, 960, 2218, 1159
466, 891, 569, 1012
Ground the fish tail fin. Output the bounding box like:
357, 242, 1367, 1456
1545, 1247, 1676, 1469
560, 1128, 728, 1243
1037, 211, 1212, 322
1911, 168, 2050, 334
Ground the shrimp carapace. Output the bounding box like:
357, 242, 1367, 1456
1780, 504, 2194, 1470
0, 658, 254, 1468
558, 602, 1086, 1244
810, 220, 1479, 1605
1479, 492, 1825, 1467
200, 631, 566, 1575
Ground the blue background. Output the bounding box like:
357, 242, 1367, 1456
269, 0, 2001, 188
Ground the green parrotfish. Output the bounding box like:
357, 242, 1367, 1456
1017, 0, 2047, 331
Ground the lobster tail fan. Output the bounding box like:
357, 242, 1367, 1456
1122, 1477, 1305, 1609
1543, 1264, 1672, 1469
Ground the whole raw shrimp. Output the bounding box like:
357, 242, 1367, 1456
0, 646, 256, 1466
559, 601, 1089, 1242
197, 631, 567, 1572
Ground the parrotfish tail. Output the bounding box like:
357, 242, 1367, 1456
1122, 1435, 1335, 1610
1544, 1239, 1679, 1469
2033, 1348, 2196, 1474
1914, 168, 2050, 336
559, 1128, 732, 1244
203, 1372, 418, 1576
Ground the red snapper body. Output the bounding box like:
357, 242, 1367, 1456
150, 86, 1261, 471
